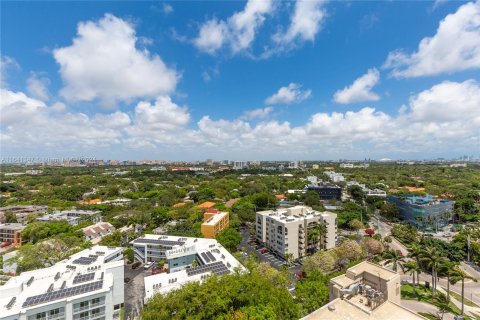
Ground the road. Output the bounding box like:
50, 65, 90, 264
401, 300, 456, 320
371, 215, 480, 309
370, 215, 409, 256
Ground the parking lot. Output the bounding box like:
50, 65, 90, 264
239, 228, 300, 270
124, 263, 148, 320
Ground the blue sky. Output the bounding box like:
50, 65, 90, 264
1, 0, 479, 160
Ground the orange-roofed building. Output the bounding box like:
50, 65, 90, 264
79, 198, 102, 205
201, 211, 229, 239
275, 194, 286, 200
173, 202, 186, 208
198, 201, 216, 209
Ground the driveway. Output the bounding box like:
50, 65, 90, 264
124, 264, 146, 320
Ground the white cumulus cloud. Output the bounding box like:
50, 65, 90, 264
265, 83, 312, 105
274, 0, 327, 48
54, 14, 179, 107
384, 1, 480, 77
242, 106, 273, 119
334, 68, 380, 104
26, 72, 50, 101
194, 0, 273, 55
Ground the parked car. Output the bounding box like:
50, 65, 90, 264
144, 261, 154, 270
260, 248, 268, 254
131, 262, 142, 269
152, 267, 164, 275
0, 242, 12, 248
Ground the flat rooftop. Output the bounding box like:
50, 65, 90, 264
0, 223, 25, 231
142, 235, 246, 300
0, 245, 123, 317
301, 299, 427, 320
257, 206, 335, 223
203, 212, 228, 226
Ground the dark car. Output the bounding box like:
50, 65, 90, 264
131, 262, 142, 269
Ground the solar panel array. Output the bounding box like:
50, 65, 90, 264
186, 261, 230, 277
72, 256, 97, 265
134, 238, 185, 246
73, 272, 95, 284
22, 281, 103, 308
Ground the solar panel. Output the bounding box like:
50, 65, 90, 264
26, 276, 34, 286
73, 272, 95, 284
72, 256, 97, 265
207, 252, 216, 262
200, 252, 210, 263
22, 281, 103, 308
186, 261, 230, 277
6, 297, 16, 309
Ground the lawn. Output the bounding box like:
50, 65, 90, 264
441, 287, 480, 308
401, 284, 472, 320
418, 312, 439, 320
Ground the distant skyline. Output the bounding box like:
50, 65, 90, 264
1, 1, 479, 160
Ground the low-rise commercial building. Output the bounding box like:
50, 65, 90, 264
256, 206, 337, 260
0, 245, 124, 320
131, 235, 246, 300
37, 210, 102, 226
0, 205, 48, 223
387, 195, 454, 229
302, 261, 426, 320
0, 223, 25, 247
306, 182, 342, 200
201, 209, 229, 238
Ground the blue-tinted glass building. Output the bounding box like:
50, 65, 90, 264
386, 194, 454, 229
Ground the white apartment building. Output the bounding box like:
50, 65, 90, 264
324, 171, 345, 182
0, 246, 124, 320
347, 181, 387, 198
131, 235, 246, 301
256, 206, 337, 260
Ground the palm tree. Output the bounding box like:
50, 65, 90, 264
438, 259, 457, 302
408, 243, 423, 284
432, 292, 451, 320
420, 247, 443, 295
317, 223, 328, 250
308, 228, 320, 254
383, 249, 405, 273
191, 259, 198, 267
404, 260, 421, 298
450, 266, 477, 315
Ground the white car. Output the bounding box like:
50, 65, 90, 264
144, 261, 154, 270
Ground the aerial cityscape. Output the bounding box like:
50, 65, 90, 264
1, 0, 480, 320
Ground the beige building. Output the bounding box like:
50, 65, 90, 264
302, 261, 427, 320
256, 206, 337, 259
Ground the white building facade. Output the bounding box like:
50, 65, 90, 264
256, 206, 337, 260
0, 246, 124, 320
